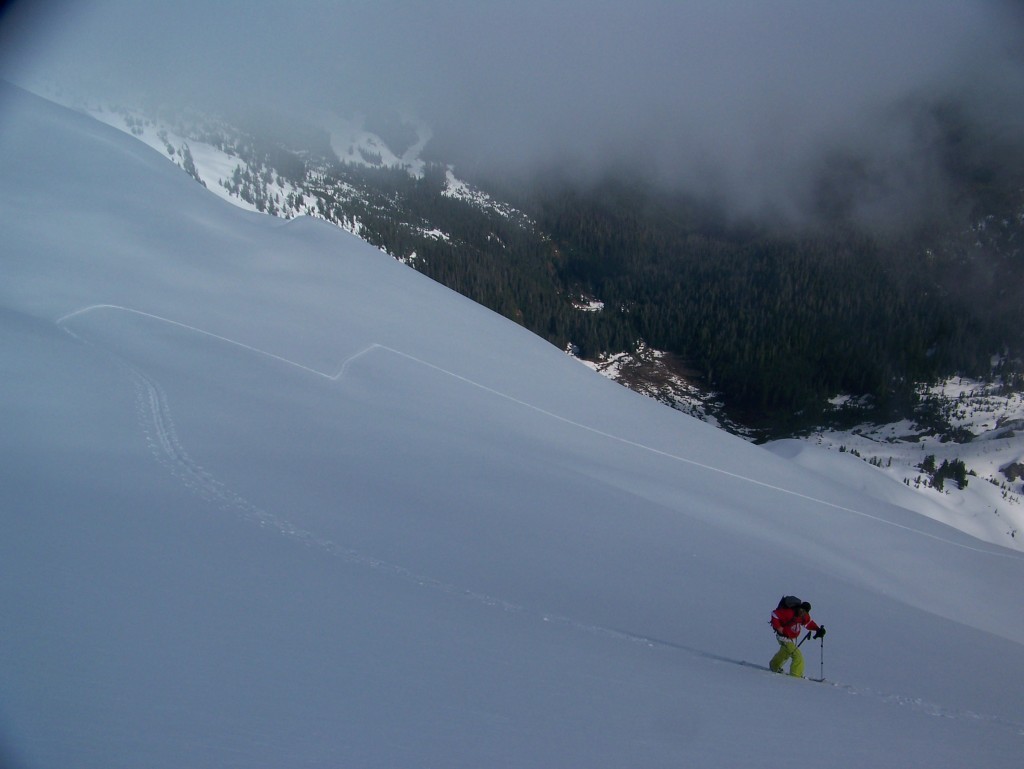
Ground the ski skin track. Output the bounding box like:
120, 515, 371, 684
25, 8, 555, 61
51, 302, 1024, 735
55, 304, 1024, 562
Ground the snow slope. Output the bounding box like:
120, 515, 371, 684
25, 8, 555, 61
69, 89, 1024, 550
769, 384, 1024, 552
2, 83, 1024, 768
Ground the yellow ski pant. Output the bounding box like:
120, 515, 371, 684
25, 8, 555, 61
769, 636, 805, 677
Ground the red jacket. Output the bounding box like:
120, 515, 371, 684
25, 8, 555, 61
771, 606, 820, 640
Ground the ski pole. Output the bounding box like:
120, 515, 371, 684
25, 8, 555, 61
797, 630, 812, 648
819, 635, 825, 681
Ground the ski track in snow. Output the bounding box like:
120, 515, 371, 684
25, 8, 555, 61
53, 304, 1024, 736
56, 305, 1024, 561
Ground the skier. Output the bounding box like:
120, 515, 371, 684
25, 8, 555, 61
769, 597, 826, 677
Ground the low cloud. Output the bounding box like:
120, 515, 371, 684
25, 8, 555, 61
4, 0, 1023, 224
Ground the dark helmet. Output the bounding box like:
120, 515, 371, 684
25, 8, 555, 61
799, 602, 812, 613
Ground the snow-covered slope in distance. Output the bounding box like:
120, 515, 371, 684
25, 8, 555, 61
2, 83, 1023, 768
62, 94, 516, 237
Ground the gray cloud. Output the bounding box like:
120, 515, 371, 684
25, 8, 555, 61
3, 1, 1023, 223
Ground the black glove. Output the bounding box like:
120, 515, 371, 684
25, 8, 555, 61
813, 626, 826, 639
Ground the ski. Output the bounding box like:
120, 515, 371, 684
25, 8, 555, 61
739, 660, 829, 684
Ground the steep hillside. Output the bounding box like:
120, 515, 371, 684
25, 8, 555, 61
62, 91, 1024, 416
3, 83, 1024, 769
50, 89, 1024, 547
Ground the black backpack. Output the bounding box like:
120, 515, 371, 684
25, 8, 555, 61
777, 595, 801, 610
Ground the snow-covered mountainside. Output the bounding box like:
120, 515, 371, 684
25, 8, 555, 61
769, 379, 1024, 551
3, 83, 1024, 768
35, 88, 1024, 553
61, 94, 521, 242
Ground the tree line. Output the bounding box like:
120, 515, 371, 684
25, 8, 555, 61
199, 109, 1024, 429
308, 158, 1023, 426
